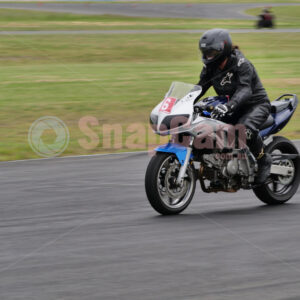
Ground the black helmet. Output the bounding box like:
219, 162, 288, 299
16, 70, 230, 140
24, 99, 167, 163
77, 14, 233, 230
199, 29, 232, 67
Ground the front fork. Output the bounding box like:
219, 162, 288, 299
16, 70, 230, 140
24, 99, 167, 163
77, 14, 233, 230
176, 137, 194, 184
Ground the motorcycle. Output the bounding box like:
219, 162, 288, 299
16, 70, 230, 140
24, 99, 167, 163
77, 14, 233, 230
257, 12, 274, 29
145, 81, 300, 215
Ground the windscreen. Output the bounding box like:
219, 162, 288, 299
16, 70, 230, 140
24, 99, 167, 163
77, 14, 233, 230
165, 82, 201, 101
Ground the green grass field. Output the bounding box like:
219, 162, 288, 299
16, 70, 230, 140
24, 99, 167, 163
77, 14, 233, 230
0, 32, 299, 160
0, 6, 300, 31
0, 9, 254, 31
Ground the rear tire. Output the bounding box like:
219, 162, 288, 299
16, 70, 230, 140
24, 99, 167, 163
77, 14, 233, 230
253, 136, 300, 205
145, 152, 196, 215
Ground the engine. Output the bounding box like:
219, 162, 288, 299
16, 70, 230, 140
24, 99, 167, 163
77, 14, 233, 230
200, 151, 252, 192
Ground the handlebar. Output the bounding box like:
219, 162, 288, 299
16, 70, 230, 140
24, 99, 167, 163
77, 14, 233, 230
193, 103, 214, 114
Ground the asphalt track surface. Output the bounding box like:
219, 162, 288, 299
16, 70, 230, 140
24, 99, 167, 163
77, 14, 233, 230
0, 2, 300, 19
1, 141, 300, 299
1, 29, 300, 35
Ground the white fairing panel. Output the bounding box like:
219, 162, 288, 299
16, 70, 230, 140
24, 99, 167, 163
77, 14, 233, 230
150, 82, 202, 135
149, 82, 247, 150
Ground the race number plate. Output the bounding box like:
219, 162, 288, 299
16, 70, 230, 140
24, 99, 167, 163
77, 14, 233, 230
159, 97, 177, 114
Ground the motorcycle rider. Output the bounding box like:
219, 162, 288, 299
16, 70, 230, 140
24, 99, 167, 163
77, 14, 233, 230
257, 8, 274, 29
195, 28, 272, 184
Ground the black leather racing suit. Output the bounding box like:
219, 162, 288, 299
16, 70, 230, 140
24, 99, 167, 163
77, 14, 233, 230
197, 49, 271, 157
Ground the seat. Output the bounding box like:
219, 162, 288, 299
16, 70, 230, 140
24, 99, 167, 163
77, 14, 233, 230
260, 114, 274, 130
271, 100, 291, 114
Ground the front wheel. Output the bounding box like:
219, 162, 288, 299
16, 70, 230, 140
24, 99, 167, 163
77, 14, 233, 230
145, 152, 196, 215
253, 136, 300, 205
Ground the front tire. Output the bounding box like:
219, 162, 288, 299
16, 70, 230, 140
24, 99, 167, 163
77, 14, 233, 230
145, 152, 196, 215
253, 136, 300, 205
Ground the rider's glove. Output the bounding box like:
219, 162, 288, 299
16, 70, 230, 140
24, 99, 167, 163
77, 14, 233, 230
211, 104, 231, 120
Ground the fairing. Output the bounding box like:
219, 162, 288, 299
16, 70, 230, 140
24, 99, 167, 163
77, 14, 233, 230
151, 83, 298, 165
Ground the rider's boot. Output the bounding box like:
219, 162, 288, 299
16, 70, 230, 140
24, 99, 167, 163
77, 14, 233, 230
245, 128, 272, 185
254, 149, 272, 185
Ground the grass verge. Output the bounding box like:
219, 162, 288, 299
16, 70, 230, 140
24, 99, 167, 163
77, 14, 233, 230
0, 32, 299, 160
0, 9, 253, 31
0, 7, 299, 31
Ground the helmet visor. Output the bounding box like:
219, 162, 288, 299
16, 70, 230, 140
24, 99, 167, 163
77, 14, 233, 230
202, 49, 222, 61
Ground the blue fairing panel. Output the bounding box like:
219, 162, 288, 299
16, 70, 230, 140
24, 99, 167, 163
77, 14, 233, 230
155, 143, 193, 165
260, 126, 273, 137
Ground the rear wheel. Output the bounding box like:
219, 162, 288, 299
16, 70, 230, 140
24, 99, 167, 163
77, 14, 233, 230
145, 152, 196, 215
253, 136, 300, 205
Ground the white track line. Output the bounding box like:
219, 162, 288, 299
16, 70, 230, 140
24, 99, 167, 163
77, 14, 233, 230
1, 140, 299, 164
0, 151, 150, 164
